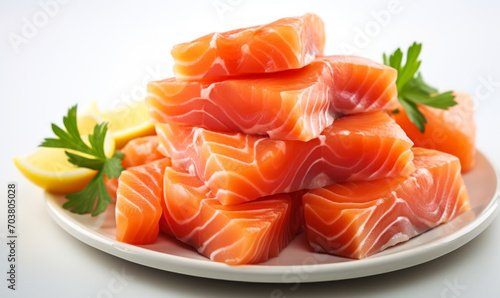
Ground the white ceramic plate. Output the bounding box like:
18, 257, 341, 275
45, 150, 500, 283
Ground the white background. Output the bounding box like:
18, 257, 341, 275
1, 0, 500, 297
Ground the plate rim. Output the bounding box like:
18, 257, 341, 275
45, 150, 500, 283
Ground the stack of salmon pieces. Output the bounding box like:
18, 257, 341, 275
115, 14, 471, 264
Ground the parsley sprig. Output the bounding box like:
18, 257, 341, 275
383, 42, 457, 132
40, 105, 125, 216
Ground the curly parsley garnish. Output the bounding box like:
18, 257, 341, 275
383, 42, 457, 132
40, 105, 125, 216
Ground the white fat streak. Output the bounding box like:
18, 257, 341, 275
378, 231, 411, 251
309, 242, 326, 253
272, 137, 324, 192
346, 65, 393, 113
272, 26, 300, 63
198, 81, 272, 135
156, 124, 203, 176
150, 84, 233, 130
348, 139, 387, 181
336, 130, 351, 136
209, 236, 247, 263
307, 202, 376, 250
332, 206, 378, 255
207, 35, 227, 75
272, 88, 312, 141
116, 181, 145, 241
208, 219, 272, 263
369, 216, 417, 254
256, 29, 291, 68
239, 45, 269, 70
353, 196, 407, 253
302, 50, 315, 66
446, 168, 467, 219
439, 165, 456, 222
308, 84, 334, 137
288, 156, 327, 192
145, 93, 170, 123
213, 188, 253, 204
209, 170, 269, 200
303, 200, 343, 226
350, 66, 375, 112
245, 90, 292, 137
174, 36, 216, 68
369, 78, 399, 111
199, 83, 214, 99
197, 84, 238, 128
308, 173, 333, 189
250, 138, 287, 184
118, 173, 157, 213
174, 34, 228, 79
198, 212, 235, 254
426, 164, 458, 225
241, 43, 250, 54
154, 125, 172, 158
156, 80, 187, 97
172, 107, 233, 131
403, 168, 446, 227
179, 207, 218, 243
118, 167, 163, 240
163, 171, 207, 229
329, 61, 381, 114
203, 136, 284, 198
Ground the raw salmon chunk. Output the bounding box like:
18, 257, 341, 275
160, 166, 304, 265
155, 112, 415, 205
120, 135, 165, 168
106, 135, 167, 200
392, 91, 476, 172
303, 148, 470, 259
147, 56, 398, 141
116, 158, 171, 244
171, 14, 325, 80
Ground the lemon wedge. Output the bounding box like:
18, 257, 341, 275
14, 99, 153, 193
14, 135, 115, 194
98, 100, 155, 149
76, 101, 103, 135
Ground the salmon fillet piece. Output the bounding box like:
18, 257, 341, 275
171, 14, 325, 80
392, 91, 476, 172
155, 111, 415, 205
303, 147, 471, 259
106, 135, 167, 200
115, 158, 171, 244
120, 135, 165, 168
160, 166, 304, 265
147, 56, 398, 141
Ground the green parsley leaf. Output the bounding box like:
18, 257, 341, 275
383, 42, 457, 132
399, 99, 427, 133
408, 73, 438, 94
63, 170, 111, 216
40, 105, 125, 216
